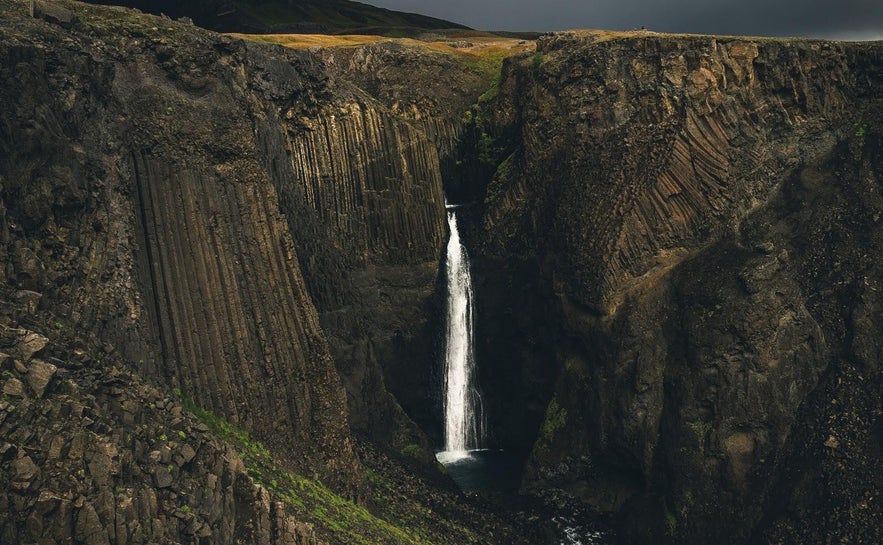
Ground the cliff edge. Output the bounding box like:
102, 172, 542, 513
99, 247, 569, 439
470, 29, 883, 544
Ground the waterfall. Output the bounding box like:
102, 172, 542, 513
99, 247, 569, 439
439, 205, 484, 461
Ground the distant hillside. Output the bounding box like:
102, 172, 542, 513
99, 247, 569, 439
85, 0, 469, 34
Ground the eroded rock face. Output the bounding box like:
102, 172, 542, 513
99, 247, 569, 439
0, 331, 325, 545
0, 0, 470, 507
0, 0, 363, 493
472, 31, 883, 544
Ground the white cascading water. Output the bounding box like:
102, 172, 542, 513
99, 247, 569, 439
438, 205, 484, 463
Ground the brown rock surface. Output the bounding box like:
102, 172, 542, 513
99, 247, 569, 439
0, 2, 534, 544
1, 0, 361, 492
25, 359, 56, 398
469, 30, 883, 544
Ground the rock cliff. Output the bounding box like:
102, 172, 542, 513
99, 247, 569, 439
3, 1, 882, 543
0, 1, 530, 544
1, 0, 362, 493
469, 30, 883, 543
296, 39, 505, 445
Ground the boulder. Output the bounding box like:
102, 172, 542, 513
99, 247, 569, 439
2, 378, 25, 398
17, 331, 48, 361
12, 455, 39, 490
34, 0, 78, 27
154, 466, 173, 488
26, 359, 56, 398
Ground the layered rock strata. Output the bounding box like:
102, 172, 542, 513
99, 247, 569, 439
472, 31, 883, 543
0, 0, 365, 493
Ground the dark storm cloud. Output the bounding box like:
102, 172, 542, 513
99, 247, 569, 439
367, 0, 883, 39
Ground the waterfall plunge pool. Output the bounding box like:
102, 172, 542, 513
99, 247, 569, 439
435, 449, 521, 495
435, 449, 611, 545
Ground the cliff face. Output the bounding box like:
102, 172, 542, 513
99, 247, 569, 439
472, 31, 883, 543
4, 1, 882, 543
0, 2, 533, 543
273, 91, 448, 448
0, 1, 364, 492
0, 2, 542, 543
275, 38, 503, 446
0, 296, 324, 545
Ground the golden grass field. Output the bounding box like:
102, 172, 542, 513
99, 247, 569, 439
230, 31, 535, 82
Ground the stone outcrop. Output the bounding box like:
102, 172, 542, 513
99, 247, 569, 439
0, 320, 324, 545
469, 31, 883, 544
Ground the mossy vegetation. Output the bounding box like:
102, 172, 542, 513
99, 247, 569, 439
664, 502, 678, 536
181, 398, 478, 545
687, 420, 712, 456
234, 30, 530, 105
539, 396, 567, 448
399, 443, 426, 460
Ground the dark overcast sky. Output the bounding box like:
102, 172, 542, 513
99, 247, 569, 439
364, 0, 883, 40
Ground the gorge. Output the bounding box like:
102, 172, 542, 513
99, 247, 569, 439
1, 1, 881, 544
438, 204, 484, 460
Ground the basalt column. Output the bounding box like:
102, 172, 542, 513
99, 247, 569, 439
274, 95, 448, 450
114, 46, 360, 491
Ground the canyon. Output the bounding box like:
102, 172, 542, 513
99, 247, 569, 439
0, 1, 881, 544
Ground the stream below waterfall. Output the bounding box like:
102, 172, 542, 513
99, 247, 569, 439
435, 204, 611, 545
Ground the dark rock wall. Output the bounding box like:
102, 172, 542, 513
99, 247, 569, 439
0, 315, 324, 545
273, 41, 492, 448
472, 32, 883, 543
1, 0, 470, 485
5, 2, 880, 543
0, 0, 361, 493
279, 96, 448, 449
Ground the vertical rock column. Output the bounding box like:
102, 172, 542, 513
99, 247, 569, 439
131, 151, 359, 490
289, 102, 445, 265
279, 99, 448, 447
96, 36, 366, 491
